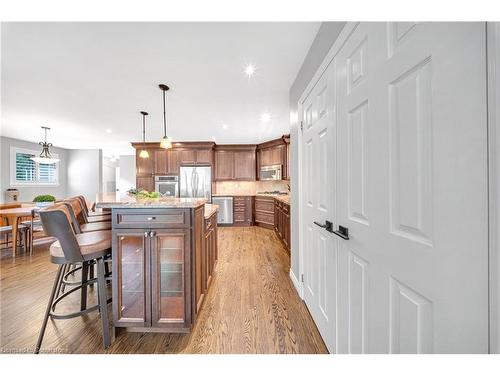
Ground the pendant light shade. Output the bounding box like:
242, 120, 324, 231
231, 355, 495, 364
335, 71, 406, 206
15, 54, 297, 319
31, 127, 60, 164
139, 111, 149, 159
159, 84, 173, 149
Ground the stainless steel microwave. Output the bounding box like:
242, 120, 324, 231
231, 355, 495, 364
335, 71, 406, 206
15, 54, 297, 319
260, 165, 282, 181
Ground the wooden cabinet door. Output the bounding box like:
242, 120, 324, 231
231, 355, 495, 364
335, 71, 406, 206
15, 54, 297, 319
113, 229, 151, 327
260, 148, 272, 167
167, 150, 181, 174
136, 152, 154, 175
180, 150, 196, 165
214, 151, 234, 180
150, 229, 191, 328
196, 149, 213, 165
136, 176, 154, 191
233, 151, 256, 180
271, 145, 284, 166
154, 150, 168, 174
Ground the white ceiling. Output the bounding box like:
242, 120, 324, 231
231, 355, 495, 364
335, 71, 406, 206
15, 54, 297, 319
1, 22, 320, 155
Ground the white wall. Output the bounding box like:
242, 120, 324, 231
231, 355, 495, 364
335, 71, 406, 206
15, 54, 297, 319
66, 149, 102, 202
117, 155, 136, 193
288, 22, 346, 289
0, 136, 69, 203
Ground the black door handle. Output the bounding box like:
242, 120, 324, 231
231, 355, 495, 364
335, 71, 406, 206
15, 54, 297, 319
333, 225, 349, 240
314, 220, 334, 233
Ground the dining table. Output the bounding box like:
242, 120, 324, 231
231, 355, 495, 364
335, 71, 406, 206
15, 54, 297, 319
0, 205, 39, 257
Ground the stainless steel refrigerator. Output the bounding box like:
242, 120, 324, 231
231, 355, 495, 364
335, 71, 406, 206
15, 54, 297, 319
179, 166, 212, 202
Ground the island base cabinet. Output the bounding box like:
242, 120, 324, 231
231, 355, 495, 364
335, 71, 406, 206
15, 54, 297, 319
113, 230, 151, 328
112, 226, 192, 333
151, 229, 192, 330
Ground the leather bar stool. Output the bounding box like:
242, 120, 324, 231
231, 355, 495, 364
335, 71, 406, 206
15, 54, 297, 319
75, 196, 111, 222
35, 206, 112, 353
62, 202, 111, 233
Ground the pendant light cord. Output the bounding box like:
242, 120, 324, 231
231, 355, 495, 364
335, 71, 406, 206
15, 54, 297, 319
142, 113, 146, 144
162, 89, 167, 137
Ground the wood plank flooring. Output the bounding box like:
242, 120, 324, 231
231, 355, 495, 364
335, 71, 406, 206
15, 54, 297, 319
0, 226, 327, 354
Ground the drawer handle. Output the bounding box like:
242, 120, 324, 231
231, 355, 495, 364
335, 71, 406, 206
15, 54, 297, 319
147, 217, 156, 221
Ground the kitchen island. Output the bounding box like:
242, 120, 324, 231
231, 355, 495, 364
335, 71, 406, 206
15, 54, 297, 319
95, 193, 217, 335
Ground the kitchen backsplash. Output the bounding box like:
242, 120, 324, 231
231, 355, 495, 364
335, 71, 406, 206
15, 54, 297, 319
214, 180, 289, 195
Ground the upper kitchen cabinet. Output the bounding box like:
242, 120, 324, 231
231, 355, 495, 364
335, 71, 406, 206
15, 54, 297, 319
136, 151, 154, 175
154, 150, 168, 174
256, 135, 289, 180
214, 145, 256, 181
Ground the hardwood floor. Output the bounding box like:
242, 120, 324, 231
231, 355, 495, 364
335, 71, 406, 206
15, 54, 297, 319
0, 226, 327, 354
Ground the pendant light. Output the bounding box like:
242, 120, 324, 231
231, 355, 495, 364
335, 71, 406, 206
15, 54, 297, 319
159, 84, 172, 149
139, 111, 150, 158
31, 126, 60, 164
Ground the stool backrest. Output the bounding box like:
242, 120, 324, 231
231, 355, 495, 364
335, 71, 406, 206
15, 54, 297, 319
39, 205, 84, 263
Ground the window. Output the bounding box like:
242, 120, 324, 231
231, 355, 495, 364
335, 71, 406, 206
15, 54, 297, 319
10, 147, 59, 186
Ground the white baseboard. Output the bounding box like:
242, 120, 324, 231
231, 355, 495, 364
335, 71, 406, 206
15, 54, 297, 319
289, 269, 303, 299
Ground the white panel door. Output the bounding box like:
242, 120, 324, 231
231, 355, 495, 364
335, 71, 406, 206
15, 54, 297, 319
301, 61, 337, 352
333, 22, 488, 353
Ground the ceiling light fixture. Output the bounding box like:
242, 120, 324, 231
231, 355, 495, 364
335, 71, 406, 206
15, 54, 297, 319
105, 128, 112, 134
222, 123, 228, 130
139, 111, 149, 158
31, 126, 60, 164
245, 64, 255, 77
159, 83, 173, 149
260, 113, 271, 123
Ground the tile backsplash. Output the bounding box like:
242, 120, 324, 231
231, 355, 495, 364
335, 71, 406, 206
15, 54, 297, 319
214, 180, 289, 195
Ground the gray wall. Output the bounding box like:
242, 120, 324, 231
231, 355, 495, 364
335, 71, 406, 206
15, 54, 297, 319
0, 136, 69, 202
288, 22, 346, 284
66, 149, 102, 201
117, 155, 136, 193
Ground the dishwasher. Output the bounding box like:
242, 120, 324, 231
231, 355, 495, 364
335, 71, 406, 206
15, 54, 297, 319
212, 196, 233, 224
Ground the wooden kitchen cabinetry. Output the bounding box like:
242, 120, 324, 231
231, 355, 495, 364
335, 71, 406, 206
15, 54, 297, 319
203, 210, 218, 292
233, 196, 253, 226
112, 206, 204, 333
214, 145, 256, 181
274, 199, 290, 254
254, 196, 275, 229
256, 135, 290, 180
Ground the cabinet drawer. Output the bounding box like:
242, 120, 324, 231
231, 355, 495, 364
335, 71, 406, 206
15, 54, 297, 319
255, 200, 274, 213
113, 209, 190, 228
234, 196, 251, 203
255, 212, 274, 225
234, 206, 246, 213
234, 212, 246, 222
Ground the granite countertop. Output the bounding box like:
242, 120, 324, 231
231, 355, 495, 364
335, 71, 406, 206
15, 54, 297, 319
256, 194, 290, 205
212, 193, 290, 205
95, 193, 207, 209
204, 203, 219, 219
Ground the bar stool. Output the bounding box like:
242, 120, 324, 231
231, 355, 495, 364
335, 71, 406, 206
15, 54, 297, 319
35, 206, 112, 353
75, 196, 111, 222
62, 201, 111, 233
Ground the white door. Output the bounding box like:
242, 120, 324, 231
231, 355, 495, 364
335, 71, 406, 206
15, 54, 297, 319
301, 61, 337, 352
333, 22, 488, 353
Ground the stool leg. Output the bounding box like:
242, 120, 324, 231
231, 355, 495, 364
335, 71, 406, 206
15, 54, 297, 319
89, 261, 95, 289
81, 261, 89, 311
57, 264, 68, 297
96, 257, 111, 348
35, 264, 64, 354
30, 216, 34, 256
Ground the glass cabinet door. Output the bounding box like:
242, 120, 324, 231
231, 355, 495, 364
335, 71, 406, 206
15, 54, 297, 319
115, 231, 148, 325
152, 231, 188, 325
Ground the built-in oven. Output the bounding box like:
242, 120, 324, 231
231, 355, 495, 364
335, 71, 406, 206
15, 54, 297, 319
259, 164, 282, 181
154, 175, 179, 197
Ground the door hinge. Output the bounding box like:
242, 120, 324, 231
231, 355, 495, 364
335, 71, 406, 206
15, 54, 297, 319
301, 274, 304, 283
300, 121, 303, 131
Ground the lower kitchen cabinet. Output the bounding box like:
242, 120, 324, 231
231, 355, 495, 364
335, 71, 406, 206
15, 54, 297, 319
255, 196, 275, 229
112, 206, 206, 334
274, 200, 290, 254
233, 196, 253, 226
113, 228, 192, 331
203, 210, 218, 292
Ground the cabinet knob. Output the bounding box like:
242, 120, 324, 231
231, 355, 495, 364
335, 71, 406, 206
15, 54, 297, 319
144, 231, 149, 237
147, 217, 156, 221
150, 231, 156, 237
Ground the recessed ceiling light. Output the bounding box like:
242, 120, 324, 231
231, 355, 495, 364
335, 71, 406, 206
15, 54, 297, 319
245, 64, 255, 77
260, 113, 271, 123
222, 123, 228, 130
105, 128, 112, 134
